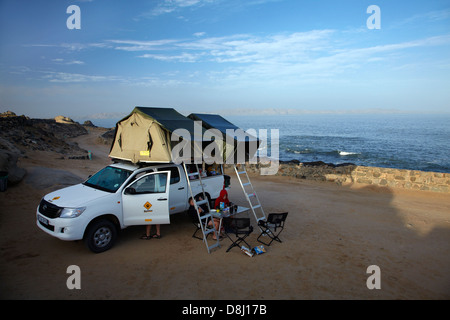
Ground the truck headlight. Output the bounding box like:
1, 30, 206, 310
60, 207, 86, 218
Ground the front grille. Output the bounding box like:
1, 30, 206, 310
39, 199, 62, 218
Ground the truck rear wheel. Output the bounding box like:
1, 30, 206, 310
84, 219, 117, 253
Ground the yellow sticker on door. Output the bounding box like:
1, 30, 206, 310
144, 201, 153, 212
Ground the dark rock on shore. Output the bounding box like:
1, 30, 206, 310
0, 150, 26, 185
0, 111, 90, 184
280, 159, 356, 168
83, 120, 97, 127
96, 128, 115, 145
0, 112, 88, 156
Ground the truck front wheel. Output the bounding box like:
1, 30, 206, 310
84, 219, 117, 253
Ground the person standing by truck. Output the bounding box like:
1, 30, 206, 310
140, 224, 161, 240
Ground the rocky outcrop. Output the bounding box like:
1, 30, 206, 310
0, 150, 26, 185
96, 128, 115, 145
0, 113, 88, 156
0, 110, 17, 118
83, 120, 97, 127
54, 115, 76, 124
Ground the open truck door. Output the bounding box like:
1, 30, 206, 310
122, 171, 171, 226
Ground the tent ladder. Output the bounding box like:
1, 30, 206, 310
233, 164, 266, 224
183, 162, 220, 254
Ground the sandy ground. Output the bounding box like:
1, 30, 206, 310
0, 127, 449, 300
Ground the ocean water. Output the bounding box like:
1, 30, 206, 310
226, 114, 450, 173
89, 113, 450, 173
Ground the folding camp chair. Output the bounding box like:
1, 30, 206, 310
257, 212, 288, 246
190, 214, 203, 240
190, 213, 218, 241
224, 218, 254, 252
188, 197, 210, 240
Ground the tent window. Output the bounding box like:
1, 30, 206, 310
147, 131, 153, 152
118, 134, 122, 150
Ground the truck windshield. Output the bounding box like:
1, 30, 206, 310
83, 166, 132, 193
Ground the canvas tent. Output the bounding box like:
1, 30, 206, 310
109, 107, 260, 164
109, 106, 211, 163
188, 113, 260, 163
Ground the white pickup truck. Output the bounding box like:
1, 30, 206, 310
36, 162, 226, 253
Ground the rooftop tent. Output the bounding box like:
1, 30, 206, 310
109, 107, 210, 164
188, 113, 260, 163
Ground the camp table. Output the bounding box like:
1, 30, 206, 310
211, 205, 250, 239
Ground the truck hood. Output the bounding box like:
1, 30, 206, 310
44, 183, 111, 208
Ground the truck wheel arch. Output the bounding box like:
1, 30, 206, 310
83, 214, 121, 253
84, 214, 121, 235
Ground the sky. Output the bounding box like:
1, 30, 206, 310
0, 0, 449, 120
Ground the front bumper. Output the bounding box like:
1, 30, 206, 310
36, 211, 85, 241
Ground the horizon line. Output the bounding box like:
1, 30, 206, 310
2, 108, 450, 121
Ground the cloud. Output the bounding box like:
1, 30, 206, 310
393, 8, 450, 28
138, 52, 200, 62
143, 0, 216, 17
26, 42, 110, 52
193, 32, 206, 37
107, 39, 178, 52
41, 71, 121, 83
12, 67, 196, 87
106, 30, 450, 87
136, 0, 283, 19
18, 29, 450, 89
111, 29, 335, 64
52, 58, 85, 65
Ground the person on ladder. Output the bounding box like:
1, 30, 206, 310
188, 197, 222, 240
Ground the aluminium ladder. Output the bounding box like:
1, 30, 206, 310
182, 162, 220, 253
233, 164, 266, 225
